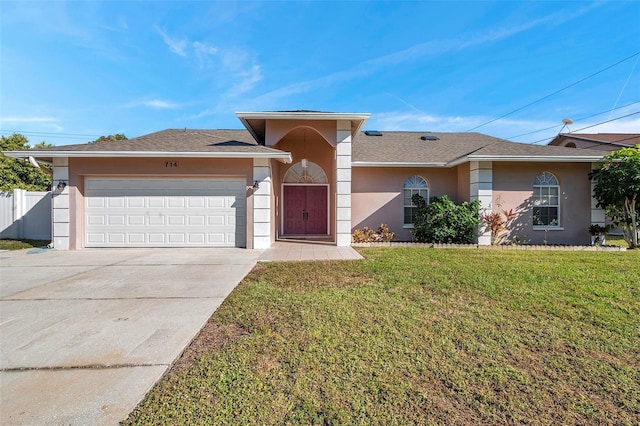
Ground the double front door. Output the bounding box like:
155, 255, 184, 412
283, 185, 328, 235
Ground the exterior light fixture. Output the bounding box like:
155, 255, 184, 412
253, 180, 260, 190
301, 158, 308, 170
56, 181, 67, 191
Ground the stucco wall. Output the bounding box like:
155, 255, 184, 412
352, 167, 459, 241
68, 157, 253, 249
492, 162, 592, 245
265, 121, 337, 147
457, 162, 470, 201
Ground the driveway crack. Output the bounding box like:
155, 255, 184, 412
1, 363, 169, 372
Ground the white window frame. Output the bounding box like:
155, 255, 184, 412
403, 175, 429, 228
532, 172, 562, 229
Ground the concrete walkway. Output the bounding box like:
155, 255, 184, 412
0, 248, 261, 426
259, 241, 363, 261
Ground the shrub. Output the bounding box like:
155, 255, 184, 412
411, 194, 481, 244
481, 208, 515, 245
352, 224, 395, 243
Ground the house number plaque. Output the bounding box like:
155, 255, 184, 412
165, 161, 179, 168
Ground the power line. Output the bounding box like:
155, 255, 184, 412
465, 50, 640, 132
507, 101, 640, 139
0, 129, 101, 137
527, 111, 640, 145
0, 129, 103, 139
569, 111, 640, 133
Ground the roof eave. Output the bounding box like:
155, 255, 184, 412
3, 150, 293, 163
236, 111, 371, 121
351, 161, 448, 168
236, 111, 370, 144
465, 155, 605, 163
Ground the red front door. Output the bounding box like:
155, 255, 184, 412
283, 185, 328, 235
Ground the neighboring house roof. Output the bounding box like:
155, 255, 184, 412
352, 131, 609, 167
3, 129, 293, 163
548, 133, 640, 149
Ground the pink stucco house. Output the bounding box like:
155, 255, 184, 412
5, 111, 610, 249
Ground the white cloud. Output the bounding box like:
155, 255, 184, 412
227, 65, 263, 96
155, 26, 221, 65
0, 117, 58, 123
155, 25, 188, 56
193, 41, 218, 56
123, 99, 182, 109
99, 16, 128, 33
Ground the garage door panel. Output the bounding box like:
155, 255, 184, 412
208, 233, 225, 244
188, 215, 205, 226
128, 233, 145, 244
127, 197, 145, 208
188, 197, 205, 208
108, 233, 126, 244
167, 197, 185, 208
148, 215, 165, 226
85, 178, 246, 247
207, 197, 225, 208
149, 233, 165, 244
168, 233, 185, 243
168, 215, 185, 226
87, 215, 105, 226
207, 214, 226, 226
86, 233, 105, 244
128, 215, 145, 226
188, 233, 206, 244
148, 197, 165, 208
108, 215, 126, 226
107, 198, 125, 208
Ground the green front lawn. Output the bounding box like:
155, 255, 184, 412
125, 248, 640, 425
0, 239, 50, 250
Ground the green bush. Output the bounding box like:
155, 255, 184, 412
411, 194, 480, 243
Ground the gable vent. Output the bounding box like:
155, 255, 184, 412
420, 135, 439, 141
364, 130, 383, 136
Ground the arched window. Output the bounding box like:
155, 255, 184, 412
283, 161, 328, 184
564, 142, 577, 148
533, 172, 560, 227
403, 176, 429, 225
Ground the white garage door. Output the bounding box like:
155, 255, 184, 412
85, 177, 246, 247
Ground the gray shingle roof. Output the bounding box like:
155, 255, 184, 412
10, 129, 609, 165
33, 129, 284, 154
352, 131, 609, 164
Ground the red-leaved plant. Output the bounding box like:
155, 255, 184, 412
482, 209, 516, 245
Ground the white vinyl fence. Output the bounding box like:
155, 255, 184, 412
0, 189, 52, 240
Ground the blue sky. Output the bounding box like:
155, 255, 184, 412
1, 1, 639, 146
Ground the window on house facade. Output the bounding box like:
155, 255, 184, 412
533, 172, 560, 227
403, 176, 429, 226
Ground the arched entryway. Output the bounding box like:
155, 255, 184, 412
282, 161, 329, 237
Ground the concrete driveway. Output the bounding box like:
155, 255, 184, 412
0, 247, 261, 425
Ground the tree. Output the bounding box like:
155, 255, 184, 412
589, 146, 640, 249
411, 194, 481, 244
89, 134, 127, 144
0, 134, 53, 192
